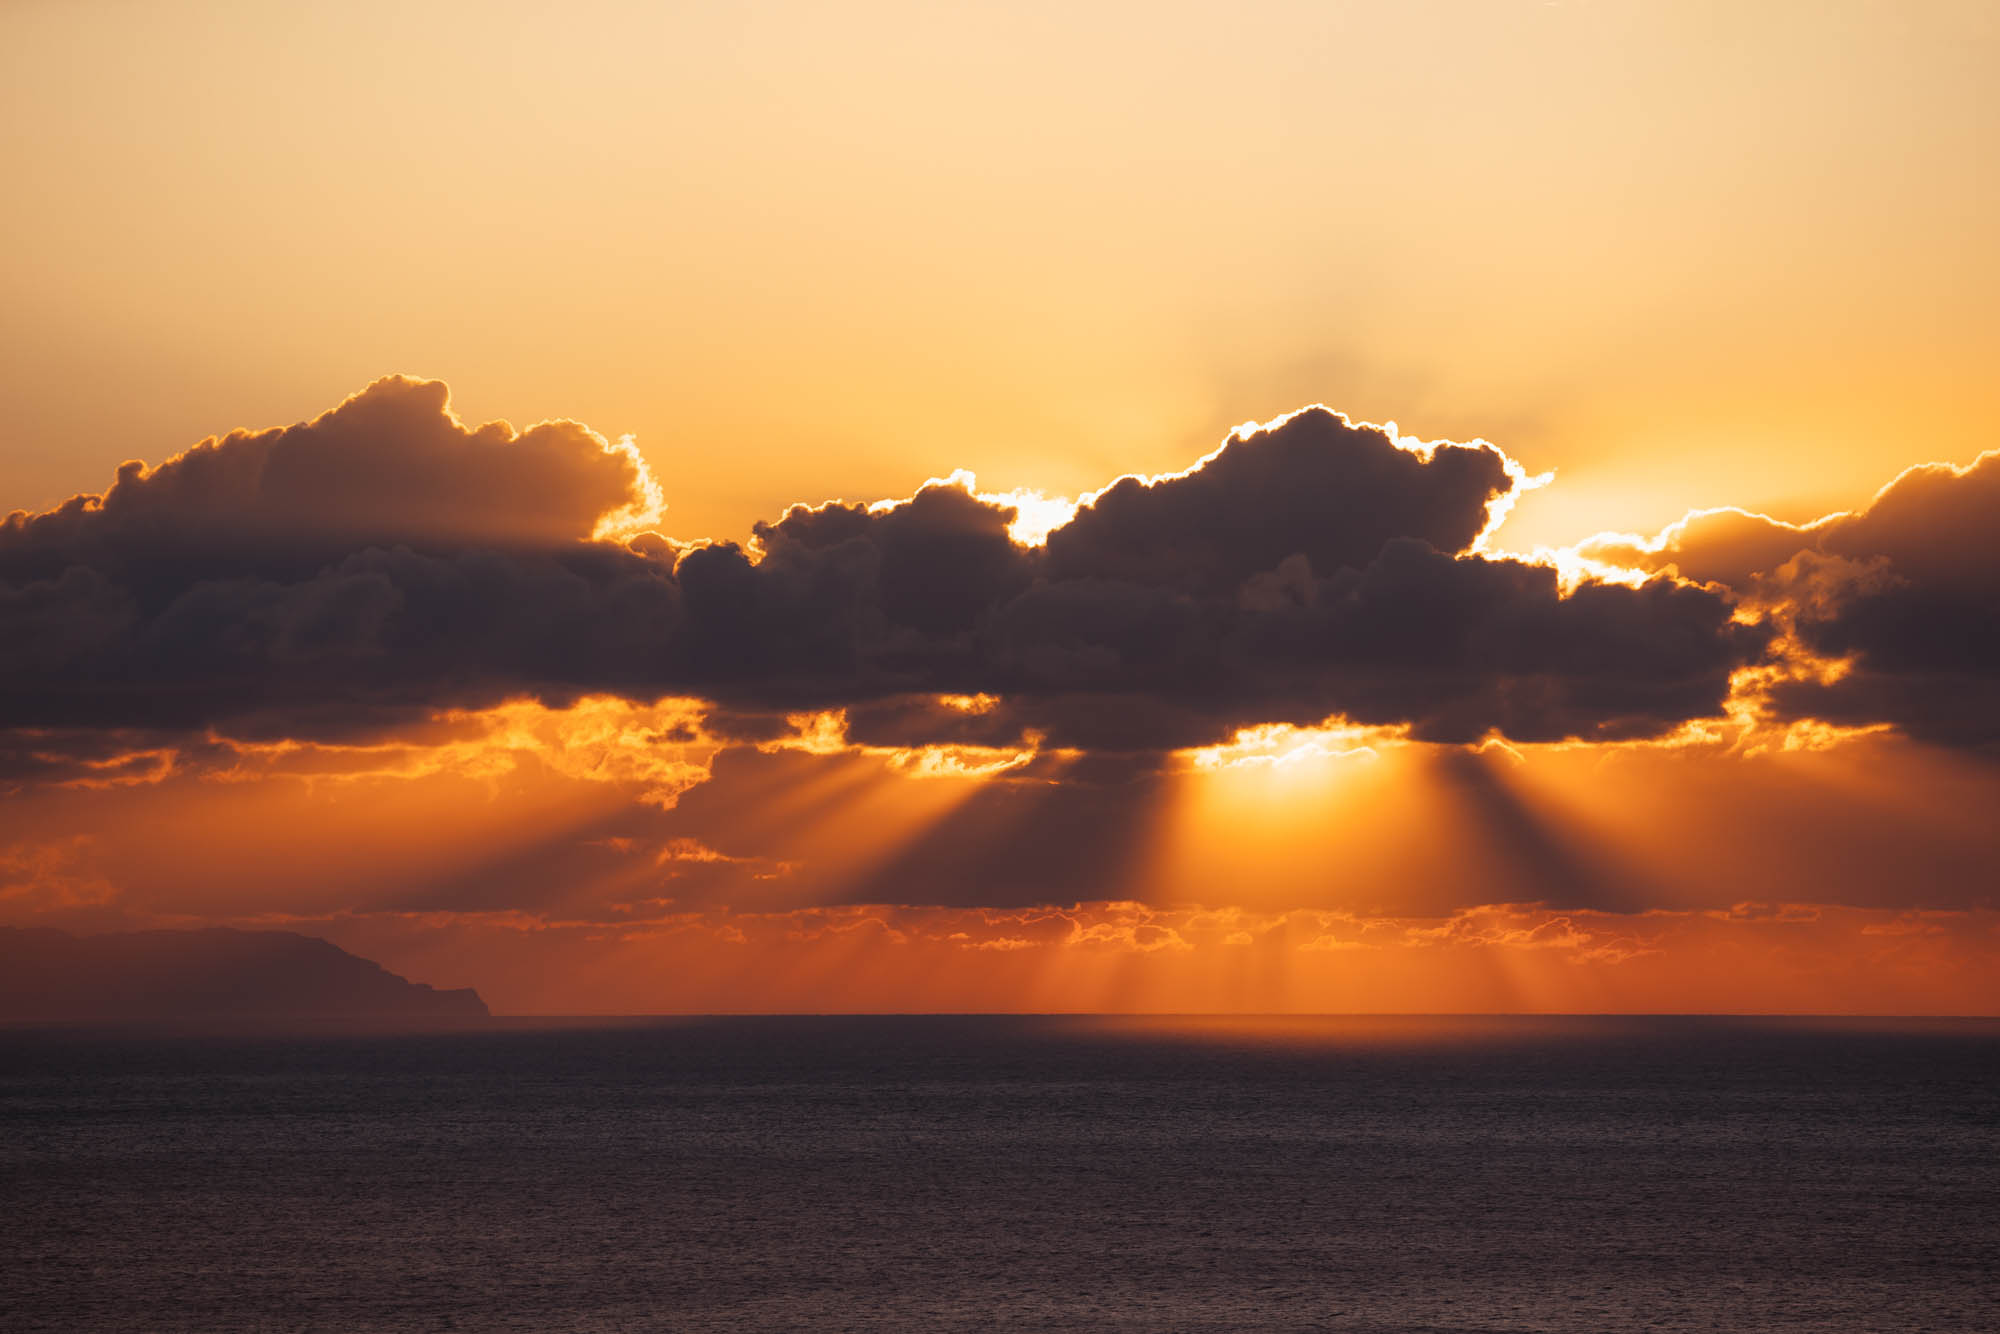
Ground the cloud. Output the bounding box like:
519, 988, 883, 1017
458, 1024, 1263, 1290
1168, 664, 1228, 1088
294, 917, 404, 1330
1580, 507, 1831, 591
1040, 407, 1514, 590
5, 376, 640, 556
1769, 452, 2000, 748
674, 407, 1765, 748
1, 379, 1770, 763
0, 378, 685, 737
1594, 449, 2000, 748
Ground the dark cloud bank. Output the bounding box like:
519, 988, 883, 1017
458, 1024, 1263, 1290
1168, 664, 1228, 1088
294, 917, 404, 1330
1587, 451, 2000, 749
22, 374, 1990, 763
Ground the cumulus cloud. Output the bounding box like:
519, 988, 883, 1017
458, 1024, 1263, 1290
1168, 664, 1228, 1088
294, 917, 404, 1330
3, 377, 642, 560
1040, 408, 1514, 590
1580, 507, 1833, 591
673, 406, 1765, 747
1, 379, 684, 735
0, 380, 1771, 761
1592, 450, 2000, 748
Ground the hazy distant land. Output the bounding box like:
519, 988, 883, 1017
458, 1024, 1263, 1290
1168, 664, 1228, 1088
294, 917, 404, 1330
0, 927, 487, 1023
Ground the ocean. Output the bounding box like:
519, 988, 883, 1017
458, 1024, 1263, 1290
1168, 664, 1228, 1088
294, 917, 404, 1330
3, 1015, 1996, 1332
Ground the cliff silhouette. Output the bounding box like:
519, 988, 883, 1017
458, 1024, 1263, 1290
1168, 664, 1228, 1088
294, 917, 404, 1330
0, 927, 488, 1022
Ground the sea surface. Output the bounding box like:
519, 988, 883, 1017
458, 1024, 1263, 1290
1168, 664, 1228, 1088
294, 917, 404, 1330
3, 1015, 1996, 1333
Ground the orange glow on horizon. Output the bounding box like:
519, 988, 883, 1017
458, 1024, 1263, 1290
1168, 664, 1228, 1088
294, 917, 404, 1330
5, 694, 1999, 1014
258, 897, 2000, 1018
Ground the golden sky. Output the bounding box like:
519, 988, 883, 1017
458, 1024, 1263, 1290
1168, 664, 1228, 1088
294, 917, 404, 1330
6, 1, 1998, 546
2, 1, 1996, 1013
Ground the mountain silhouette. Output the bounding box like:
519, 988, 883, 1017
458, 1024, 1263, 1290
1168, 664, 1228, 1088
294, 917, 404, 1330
0, 927, 488, 1022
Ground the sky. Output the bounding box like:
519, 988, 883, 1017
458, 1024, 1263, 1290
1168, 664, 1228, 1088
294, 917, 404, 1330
2, 0, 1996, 1013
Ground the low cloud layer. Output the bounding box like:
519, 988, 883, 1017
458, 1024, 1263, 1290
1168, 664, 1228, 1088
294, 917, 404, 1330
2, 378, 1773, 757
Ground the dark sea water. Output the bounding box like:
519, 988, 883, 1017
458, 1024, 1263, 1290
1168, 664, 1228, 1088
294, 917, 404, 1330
3, 1016, 1997, 1333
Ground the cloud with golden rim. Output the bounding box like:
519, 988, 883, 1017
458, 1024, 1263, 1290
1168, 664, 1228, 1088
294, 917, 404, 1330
1586, 449, 2000, 750
1, 379, 1776, 767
